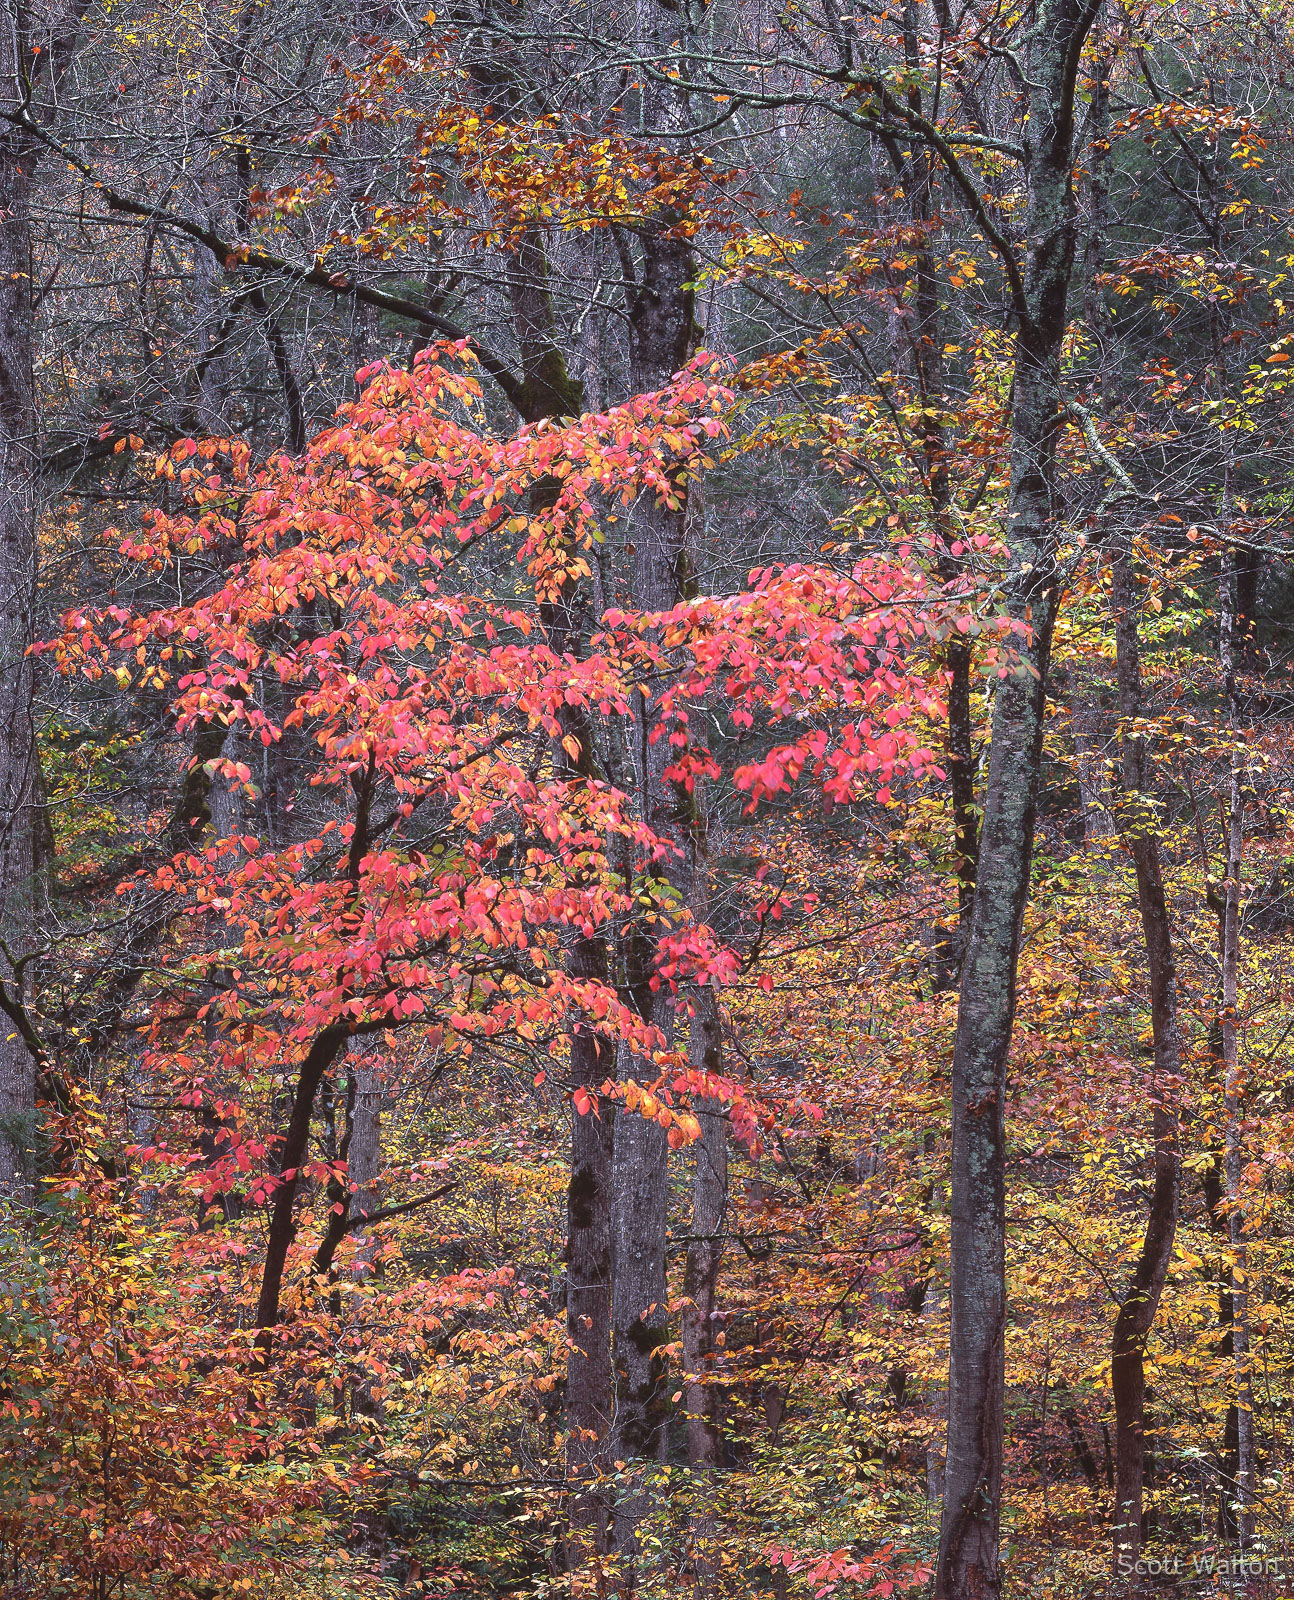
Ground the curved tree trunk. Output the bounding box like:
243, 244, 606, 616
1108, 547, 1183, 1570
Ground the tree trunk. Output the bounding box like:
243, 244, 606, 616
681, 987, 726, 1473
608, 505, 690, 1573
945, 636, 980, 940
1218, 550, 1254, 1545
1201, 1154, 1239, 1539
936, 5, 1102, 1593
1070, 43, 1116, 857
923, 1237, 948, 1508
254, 1023, 352, 1353
0, 20, 41, 1205
679, 781, 727, 1591
346, 1037, 383, 1280
1082, 49, 1112, 347
566, 941, 617, 1571
192, 235, 234, 437
1069, 668, 1114, 843
681, 987, 727, 1600
609, 57, 701, 1576
487, 221, 619, 1571
892, 2, 978, 970
1107, 547, 1183, 1570
609, 1038, 671, 1571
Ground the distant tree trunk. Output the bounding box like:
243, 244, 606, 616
75, 716, 230, 1068
882, 77, 958, 1507
936, 5, 1103, 1594
1234, 550, 1260, 659
346, 1038, 383, 1280
944, 631, 980, 944
309, 1043, 404, 1299
336, 1038, 389, 1564
195, 743, 248, 1229
609, 52, 701, 1577
1069, 669, 1114, 843
1200, 154, 1257, 1539
0, 16, 41, 1204
923, 1267, 947, 1506
566, 944, 617, 1570
679, 793, 727, 1595
1072, 44, 1116, 854
883, 27, 979, 978
1054, 1380, 1101, 1493
1108, 547, 1183, 1570
331, 1035, 390, 1557
681, 991, 727, 1600
1218, 550, 1254, 1546
1082, 49, 1112, 346
1201, 1154, 1239, 1539
192, 238, 234, 436
681, 987, 726, 1473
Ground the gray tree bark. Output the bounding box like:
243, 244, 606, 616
1070, 670, 1114, 844
1218, 550, 1254, 1546
679, 984, 726, 1595
608, 23, 701, 1576
1108, 547, 1183, 1570
610, 1033, 672, 1564
680, 986, 726, 1471
0, 6, 43, 1203
483, 213, 620, 1567
888, 6, 979, 971
935, 4, 1103, 1594
346, 1037, 383, 1280
566, 989, 616, 1564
